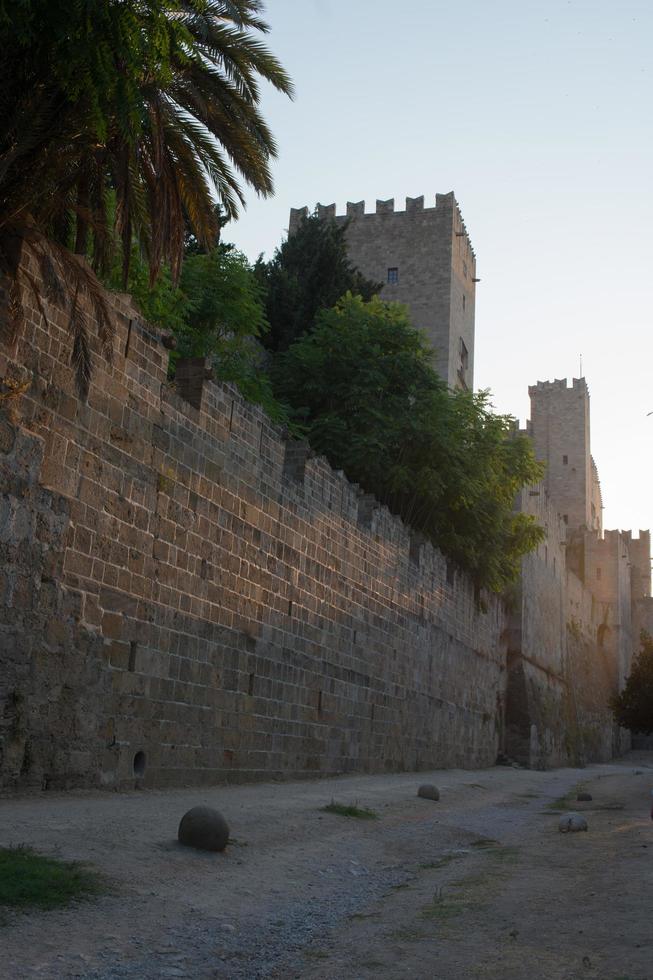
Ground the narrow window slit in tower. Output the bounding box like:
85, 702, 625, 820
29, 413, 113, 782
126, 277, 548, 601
128, 641, 137, 672
317, 689, 323, 716
248, 672, 255, 696
229, 400, 235, 431
288, 599, 293, 616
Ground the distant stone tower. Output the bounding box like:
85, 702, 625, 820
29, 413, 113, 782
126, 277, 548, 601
528, 377, 602, 533
289, 192, 477, 390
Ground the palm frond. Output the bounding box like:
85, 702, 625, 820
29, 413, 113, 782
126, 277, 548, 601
70, 300, 91, 402
4, 277, 23, 348
0, 0, 292, 395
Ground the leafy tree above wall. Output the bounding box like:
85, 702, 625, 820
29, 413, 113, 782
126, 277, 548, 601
611, 632, 653, 734
273, 293, 545, 593
256, 212, 382, 352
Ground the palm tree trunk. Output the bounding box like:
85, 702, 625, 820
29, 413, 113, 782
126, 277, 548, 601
74, 177, 89, 256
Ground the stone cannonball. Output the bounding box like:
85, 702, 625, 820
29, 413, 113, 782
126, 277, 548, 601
558, 812, 588, 833
577, 792, 593, 802
417, 784, 440, 801
178, 806, 230, 852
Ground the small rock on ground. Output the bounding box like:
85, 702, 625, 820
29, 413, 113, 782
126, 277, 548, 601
417, 784, 440, 801
559, 813, 588, 833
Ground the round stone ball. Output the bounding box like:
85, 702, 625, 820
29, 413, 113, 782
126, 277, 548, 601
417, 784, 440, 801
577, 792, 593, 802
558, 812, 588, 833
178, 806, 230, 852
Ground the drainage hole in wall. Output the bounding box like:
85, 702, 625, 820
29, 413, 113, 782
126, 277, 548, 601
133, 751, 146, 778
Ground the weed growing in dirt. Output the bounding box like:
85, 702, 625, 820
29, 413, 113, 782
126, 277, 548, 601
487, 845, 520, 864
322, 801, 378, 820
467, 839, 520, 863
390, 927, 429, 942
419, 849, 474, 871
304, 948, 329, 960
546, 784, 586, 811
419, 855, 460, 870
421, 887, 471, 921
0, 846, 103, 913
451, 872, 492, 889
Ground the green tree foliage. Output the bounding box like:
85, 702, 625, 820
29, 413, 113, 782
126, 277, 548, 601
611, 632, 653, 734
106, 241, 291, 426
174, 245, 291, 425
257, 212, 382, 351
273, 294, 544, 592
107, 245, 190, 335
175, 247, 268, 359
0, 0, 292, 394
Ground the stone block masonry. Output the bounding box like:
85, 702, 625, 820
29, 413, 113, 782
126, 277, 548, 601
505, 379, 648, 768
506, 484, 625, 767
0, 254, 506, 791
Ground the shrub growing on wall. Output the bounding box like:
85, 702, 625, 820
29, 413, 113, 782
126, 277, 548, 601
106, 241, 292, 426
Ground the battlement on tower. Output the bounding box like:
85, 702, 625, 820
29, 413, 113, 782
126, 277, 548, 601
289, 192, 475, 256
528, 377, 589, 397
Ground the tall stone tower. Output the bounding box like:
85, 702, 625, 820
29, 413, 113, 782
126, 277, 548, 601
289, 192, 477, 390
528, 377, 602, 533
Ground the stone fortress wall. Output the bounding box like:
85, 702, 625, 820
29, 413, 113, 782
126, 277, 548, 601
290, 194, 476, 391
1, 207, 648, 790
0, 252, 506, 791
506, 379, 648, 767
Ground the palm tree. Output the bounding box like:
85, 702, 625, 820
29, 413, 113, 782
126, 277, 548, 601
0, 0, 293, 396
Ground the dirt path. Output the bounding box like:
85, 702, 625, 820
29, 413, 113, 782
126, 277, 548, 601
1, 754, 652, 979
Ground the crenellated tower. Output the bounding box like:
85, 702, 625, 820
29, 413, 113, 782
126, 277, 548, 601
528, 377, 601, 533
289, 192, 477, 391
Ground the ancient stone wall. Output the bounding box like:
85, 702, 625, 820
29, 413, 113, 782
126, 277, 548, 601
505, 483, 626, 767
0, 254, 505, 791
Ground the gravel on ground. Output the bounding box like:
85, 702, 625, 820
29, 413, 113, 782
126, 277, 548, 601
1, 753, 652, 979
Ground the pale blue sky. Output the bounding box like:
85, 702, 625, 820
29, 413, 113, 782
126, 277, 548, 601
227, 0, 653, 536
